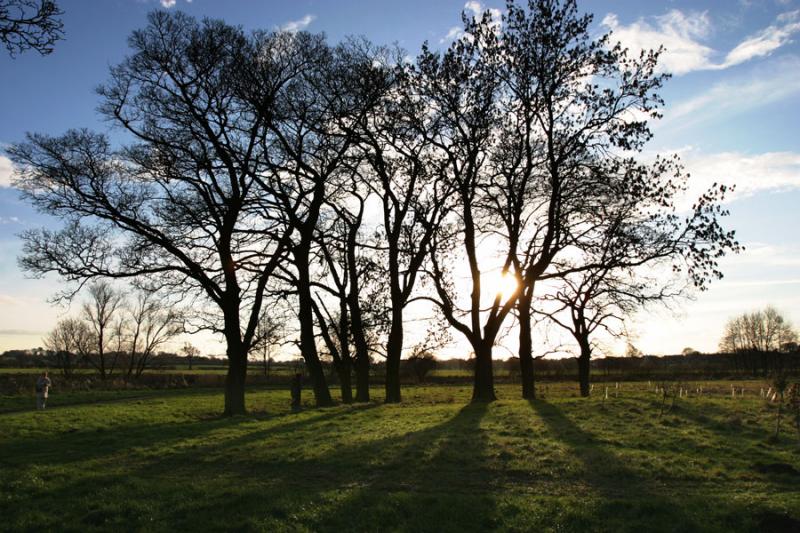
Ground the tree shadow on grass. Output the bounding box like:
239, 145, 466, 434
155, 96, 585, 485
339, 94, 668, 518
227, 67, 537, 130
13, 401, 496, 532
0, 400, 376, 472
529, 399, 708, 532
641, 398, 800, 485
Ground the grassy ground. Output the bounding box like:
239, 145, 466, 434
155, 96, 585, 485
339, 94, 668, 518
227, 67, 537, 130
1, 383, 799, 532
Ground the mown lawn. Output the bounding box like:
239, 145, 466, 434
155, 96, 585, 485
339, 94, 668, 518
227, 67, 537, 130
1, 383, 799, 532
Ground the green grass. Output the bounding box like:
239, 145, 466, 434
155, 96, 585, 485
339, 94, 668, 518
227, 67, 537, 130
1, 383, 799, 532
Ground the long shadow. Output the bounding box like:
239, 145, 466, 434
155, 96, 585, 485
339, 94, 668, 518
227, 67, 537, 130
529, 399, 706, 531
6, 401, 496, 531
642, 397, 800, 484
0, 400, 373, 472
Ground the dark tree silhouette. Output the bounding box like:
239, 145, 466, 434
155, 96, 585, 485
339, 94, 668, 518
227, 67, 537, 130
479, 0, 737, 399
311, 183, 377, 403
0, 0, 63, 56
415, 11, 515, 403
347, 45, 454, 403
262, 36, 385, 407
9, 12, 296, 415
43, 317, 90, 376
181, 342, 199, 372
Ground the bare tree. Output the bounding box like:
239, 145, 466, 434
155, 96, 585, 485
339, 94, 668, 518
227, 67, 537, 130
260, 35, 384, 407
250, 311, 286, 380
43, 317, 91, 376
720, 306, 797, 375
181, 342, 200, 372
414, 11, 517, 403
335, 42, 455, 403
80, 281, 124, 379
9, 12, 298, 415
486, 0, 738, 399
125, 290, 183, 378
0, 0, 63, 56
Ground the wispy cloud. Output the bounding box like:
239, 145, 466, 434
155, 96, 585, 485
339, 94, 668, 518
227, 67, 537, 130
160, 0, 176, 7
602, 9, 800, 75
0, 328, 46, 336
660, 55, 800, 130
281, 14, 316, 33
673, 148, 800, 209
724, 10, 800, 66
0, 155, 13, 188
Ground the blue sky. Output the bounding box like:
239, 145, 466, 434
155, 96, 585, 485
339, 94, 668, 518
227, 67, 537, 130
1, 0, 799, 356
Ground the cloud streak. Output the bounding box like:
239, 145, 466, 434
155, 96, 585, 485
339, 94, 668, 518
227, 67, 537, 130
0, 155, 13, 188
659, 55, 800, 131
668, 148, 800, 211
602, 9, 800, 75
281, 14, 316, 33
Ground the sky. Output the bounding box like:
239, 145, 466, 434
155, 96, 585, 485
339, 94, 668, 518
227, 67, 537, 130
0, 0, 799, 358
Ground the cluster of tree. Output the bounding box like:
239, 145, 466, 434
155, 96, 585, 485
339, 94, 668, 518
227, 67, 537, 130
8, 0, 739, 415
43, 282, 183, 379
719, 306, 798, 376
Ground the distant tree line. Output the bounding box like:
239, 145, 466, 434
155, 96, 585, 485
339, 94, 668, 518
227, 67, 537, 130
7, 0, 740, 415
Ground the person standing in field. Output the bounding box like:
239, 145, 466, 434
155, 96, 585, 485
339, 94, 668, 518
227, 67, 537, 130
35, 371, 52, 410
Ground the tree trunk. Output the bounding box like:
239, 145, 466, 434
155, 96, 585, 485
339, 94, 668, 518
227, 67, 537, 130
224, 344, 248, 416
295, 247, 334, 407
338, 359, 353, 403
385, 318, 403, 403
517, 290, 536, 399
577, 338, 591, 398
472, 342, 496, 402
354, 352, 370, 402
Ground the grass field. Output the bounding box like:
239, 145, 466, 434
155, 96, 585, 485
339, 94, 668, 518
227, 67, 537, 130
1, 383, 799, 532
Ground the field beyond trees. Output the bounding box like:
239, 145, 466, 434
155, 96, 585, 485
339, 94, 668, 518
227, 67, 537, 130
2, 383, 799, 532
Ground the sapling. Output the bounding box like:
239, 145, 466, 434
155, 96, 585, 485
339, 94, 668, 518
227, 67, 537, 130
787, 383, 800, 442
770, 372, 789, 439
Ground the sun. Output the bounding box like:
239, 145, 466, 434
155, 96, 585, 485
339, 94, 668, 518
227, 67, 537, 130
482, 271, 519, 300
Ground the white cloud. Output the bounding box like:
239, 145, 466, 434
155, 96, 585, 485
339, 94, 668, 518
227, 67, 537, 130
440, 2, 502, 43
602, 9, 800, 75
281, 14, 316, 33
723, 10, 800, 66
601, 10, 715, 75
0, 155, 13, 188
160, 0, 176, 8
440, 26, 463, 44
464, 1, 482, 16
676, 148, 800, 208
660, 55, 800, 129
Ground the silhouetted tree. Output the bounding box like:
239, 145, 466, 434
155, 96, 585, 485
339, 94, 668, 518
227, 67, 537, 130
720, 306, 797, 375
81, 281, 124, 379
43, 317, 91, 376
485, 0, 738, 399
125, 289, 183, 378
346, 43, 454, 403
416, 9, 516, 403
9, 12, 295, 415
406, 351, 438, 383
0, 0, 63, 56
181, 342, 199, 371
262, 35, 386, 407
